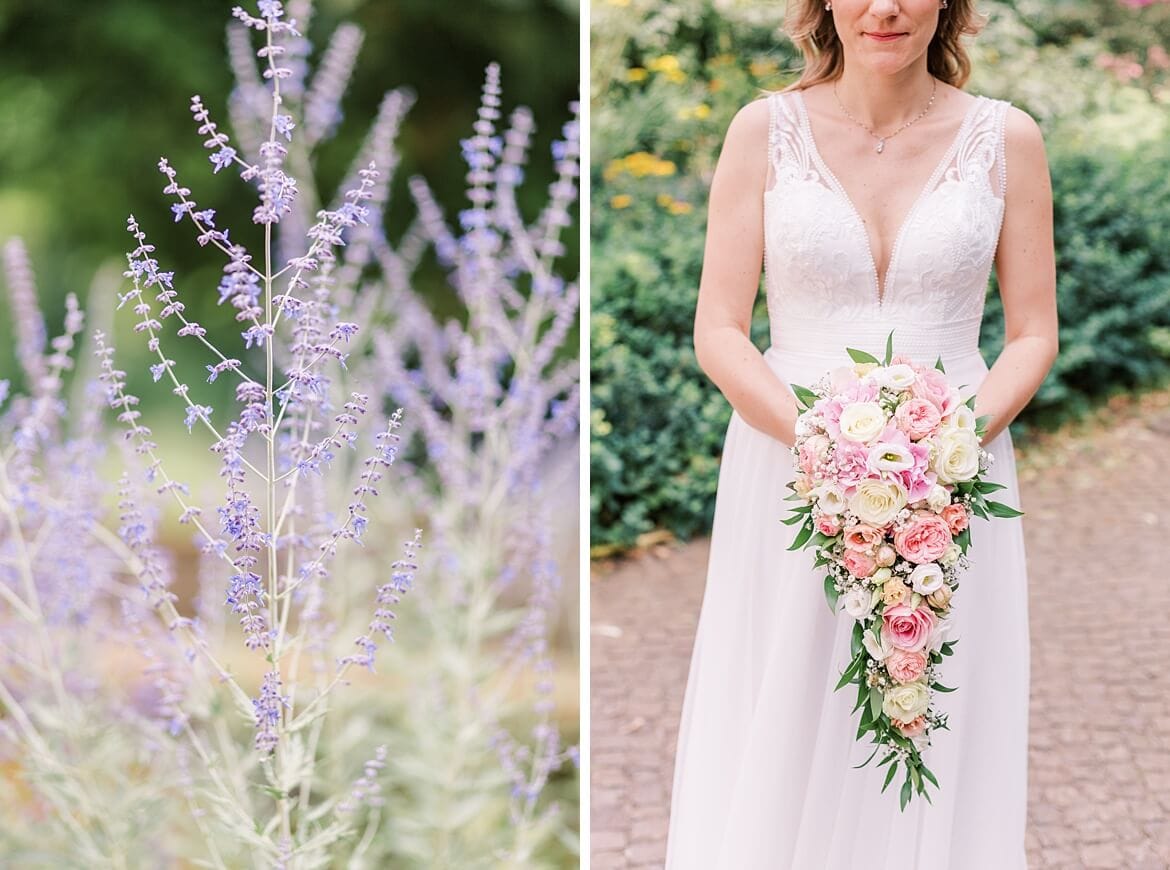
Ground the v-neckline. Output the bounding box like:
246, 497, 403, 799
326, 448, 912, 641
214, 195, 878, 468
792, 89, 983, 308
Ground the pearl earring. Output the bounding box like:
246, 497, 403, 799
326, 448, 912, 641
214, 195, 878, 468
940, 0, 948, 6
825, 1, 832, 9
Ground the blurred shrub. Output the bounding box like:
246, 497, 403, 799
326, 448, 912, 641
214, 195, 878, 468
591, 0, 1170, 550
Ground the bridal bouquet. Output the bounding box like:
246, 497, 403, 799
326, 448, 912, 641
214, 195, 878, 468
782, 334, 1022, 810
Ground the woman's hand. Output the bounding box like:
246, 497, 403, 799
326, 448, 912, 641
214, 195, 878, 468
974, 106, 1059, 445
693, 97, 800, 447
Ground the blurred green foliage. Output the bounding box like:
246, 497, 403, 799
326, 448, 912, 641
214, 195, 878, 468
0, 0, 578, 406
591, 0, 1170, 550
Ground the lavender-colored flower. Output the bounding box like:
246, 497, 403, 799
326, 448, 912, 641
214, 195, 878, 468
183, 404, 213, 433
253, 670, 290, 754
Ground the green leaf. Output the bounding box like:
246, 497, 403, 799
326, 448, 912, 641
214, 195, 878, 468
975, 480, 1007, 494
792, 384, 818, 409
847, 347, 881, 365
824, 575, 840, 613
940, 641, 955, 656
850, 621, 864, 658
920, 766, 939, 789
780, 512, 809, 526
986, 500, 1024, 518
882, 762, 899, 793
956, 527, 971, 554
811, 531, 837, 547
868, 685, 883, 722
932, 681, 957, 693
934, 356, 945, 373
965, 394, 978, 410
910, 764, 922, 793
835, 653, 864, 690
877, 751, 897, 768
788, 519, 814, 551
883, 331, 894, 366
900, 777, 912, 811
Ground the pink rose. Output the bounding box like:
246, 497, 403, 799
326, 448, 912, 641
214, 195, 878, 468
815, 514, 842, 537
843, 549, 877, 578
894, 512, 953, 564
798, 441, 818, 478
910, 368, 960, 416
941, 503, 969, 535
886, 649, 928, 684
894, 398, 942, 441
882, 603, 937, 652
844, 524, 882, 552
895, 715, 927, 736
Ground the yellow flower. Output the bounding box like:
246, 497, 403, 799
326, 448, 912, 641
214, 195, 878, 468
693, 104, 711, 119
669, 201, 693, 215
656, 193, 675, 208
610, 194, 633, 209
646, 55, 681, 73
627, 67, 648, 82
605, 152, 677, 181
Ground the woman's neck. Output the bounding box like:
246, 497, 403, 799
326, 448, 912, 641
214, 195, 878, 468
832, 65, 937, 131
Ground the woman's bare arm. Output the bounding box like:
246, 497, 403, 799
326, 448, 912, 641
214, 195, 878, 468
975, 107, 1060, 445
693, 98, 801, 448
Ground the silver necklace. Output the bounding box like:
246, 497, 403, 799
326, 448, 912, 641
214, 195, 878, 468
832, 77, 938, 154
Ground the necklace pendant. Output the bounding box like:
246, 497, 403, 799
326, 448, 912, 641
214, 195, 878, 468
876, 138, 886, 154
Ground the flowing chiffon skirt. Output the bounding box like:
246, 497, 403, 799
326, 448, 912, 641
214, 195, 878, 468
664, 342, 1030, 869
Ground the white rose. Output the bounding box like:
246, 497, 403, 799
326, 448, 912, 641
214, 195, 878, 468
882, 680, 930, 722
926, 484, 951, 513
812, 484, 847, 516
867, 441, 914, 473
925, 616, 954, 653
932, 428, 981, 484
872, 364, 917, 391
947, 404, 977, 432
940, 543, 962, 567
842, 586, 874, 620
849, 479, 907, 526
863, 628, 891, 662
870, 567, 893, 585
908, 563, 945, 594
838, 402, 887, 444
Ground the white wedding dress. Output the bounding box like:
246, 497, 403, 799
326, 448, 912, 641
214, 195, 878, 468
664, 90, 1029, 868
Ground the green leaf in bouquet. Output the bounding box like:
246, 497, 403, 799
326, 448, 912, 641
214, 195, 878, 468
781, 511, 809, 526
900, 777, 912, 811
882, 761, 899, 793
931, 681, 958, 693
877, 751, 897, 768
964, 394, 977, 410
847, 347, 881, 365
824, 574, 840, 613
956, 480, 975, 494
853, 679, 869, 713
783, 489, 807, 502
971, 502, 989, 520
986, 500, 1024, 518
910, 764, 922, 794
836, 654, 864, 691
934, 356, 945, 373
883, 331, 894, 366
940, 641, 955, 656
975, 480, 1007, 494
811, 531, 837, 547
850, 621, 864, 657
792, 384, 819, 409
921, 765, 939, 789
868, 685, 883, 722
955, 527, 971, 553
788, 518, 815, 551
929, 651, 942, 665
975, 413, 992, 430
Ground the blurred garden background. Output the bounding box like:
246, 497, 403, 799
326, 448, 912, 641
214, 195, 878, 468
590, 0, 1170, 552
0, 0, 581, 865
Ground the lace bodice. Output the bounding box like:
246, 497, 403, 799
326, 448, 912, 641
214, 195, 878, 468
762, 89, 1011, 358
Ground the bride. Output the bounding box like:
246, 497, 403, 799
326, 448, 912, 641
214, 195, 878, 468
663, 0, 1058, 867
